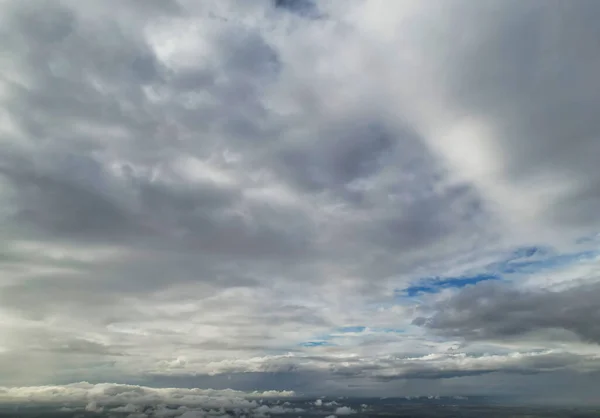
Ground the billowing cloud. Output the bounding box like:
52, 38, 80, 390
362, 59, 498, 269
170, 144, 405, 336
0, 382, 297, 417
0, 0, 599, 404
0, 382, 294, 405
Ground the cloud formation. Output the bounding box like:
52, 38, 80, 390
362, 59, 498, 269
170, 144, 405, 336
414, 281, 600, 344
0, 0, 599, 404
0, 382, 299, 417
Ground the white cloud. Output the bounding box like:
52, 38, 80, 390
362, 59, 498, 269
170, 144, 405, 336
335, 406, 356, 415
85, 401, 104, 413
0, 382, 293, 407
0, 382, 300, 417
110, 403, 139, 413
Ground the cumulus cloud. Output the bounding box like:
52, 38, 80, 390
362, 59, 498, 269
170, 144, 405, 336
0, 382, 293, 411
335, 406, 356, 415
0, 0, 599, 402
0, 382, 307, 417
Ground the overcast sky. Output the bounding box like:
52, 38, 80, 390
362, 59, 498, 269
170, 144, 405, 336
1, 0, 600, 406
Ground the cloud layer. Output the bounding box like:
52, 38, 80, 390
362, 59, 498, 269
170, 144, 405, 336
0, 382, 299, 417
1, 0, 600, 404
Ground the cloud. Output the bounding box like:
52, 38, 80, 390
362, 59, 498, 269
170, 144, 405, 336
0, 0, 599, 402
414, 281, 600, 344
0, 382, 293, 407
419, 1, 600, 241
137, 348, 600, 383
335, 406, 356, 415
274, 0, 320, 18
0, 382, 312, 417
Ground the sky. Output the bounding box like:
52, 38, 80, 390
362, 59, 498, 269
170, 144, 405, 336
1, 0, 600, 407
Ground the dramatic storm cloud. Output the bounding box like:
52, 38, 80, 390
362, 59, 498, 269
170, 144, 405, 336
1, 0, 600, 405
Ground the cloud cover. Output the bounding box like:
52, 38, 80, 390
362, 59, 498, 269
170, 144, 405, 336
0, 382, 299, 417
1, 0, 600, 404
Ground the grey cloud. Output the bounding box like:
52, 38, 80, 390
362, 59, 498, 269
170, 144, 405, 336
368, 182, 483, 250
274, 0, 319, 18
415, 281, 600, 344
422, 0, 600, 231
1, 164, 144, 243
0, 149, 314, 261
3, 325, 120, 355
0, 2, 165, 145
151, 350, 600, 384
144, 369, 600, 402
1, 0, 599, 395
144, 371, 323, 394
276, 122, 394, 199
329, 351, 591, 381
0, 0, 490, 267
0, 0, 490, 328
0, 0, 313, 259
0, 382, 294, 410
0, 0, 276, 160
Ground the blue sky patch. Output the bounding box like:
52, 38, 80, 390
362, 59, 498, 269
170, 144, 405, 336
337, 326, 366, 333
299, 341, 336, 347
398, 245, 598, 299
401, 274, 500, 297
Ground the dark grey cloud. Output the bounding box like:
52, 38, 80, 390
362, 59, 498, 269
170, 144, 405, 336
1, 163, 145, 243
419, 0, 600, 232
415, 281, 600, 344
0, 150, 314, 265
0, 0, 490, 311
139, 350, 599, 391
277, 122, 393, 197
274, 0, 320, 19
